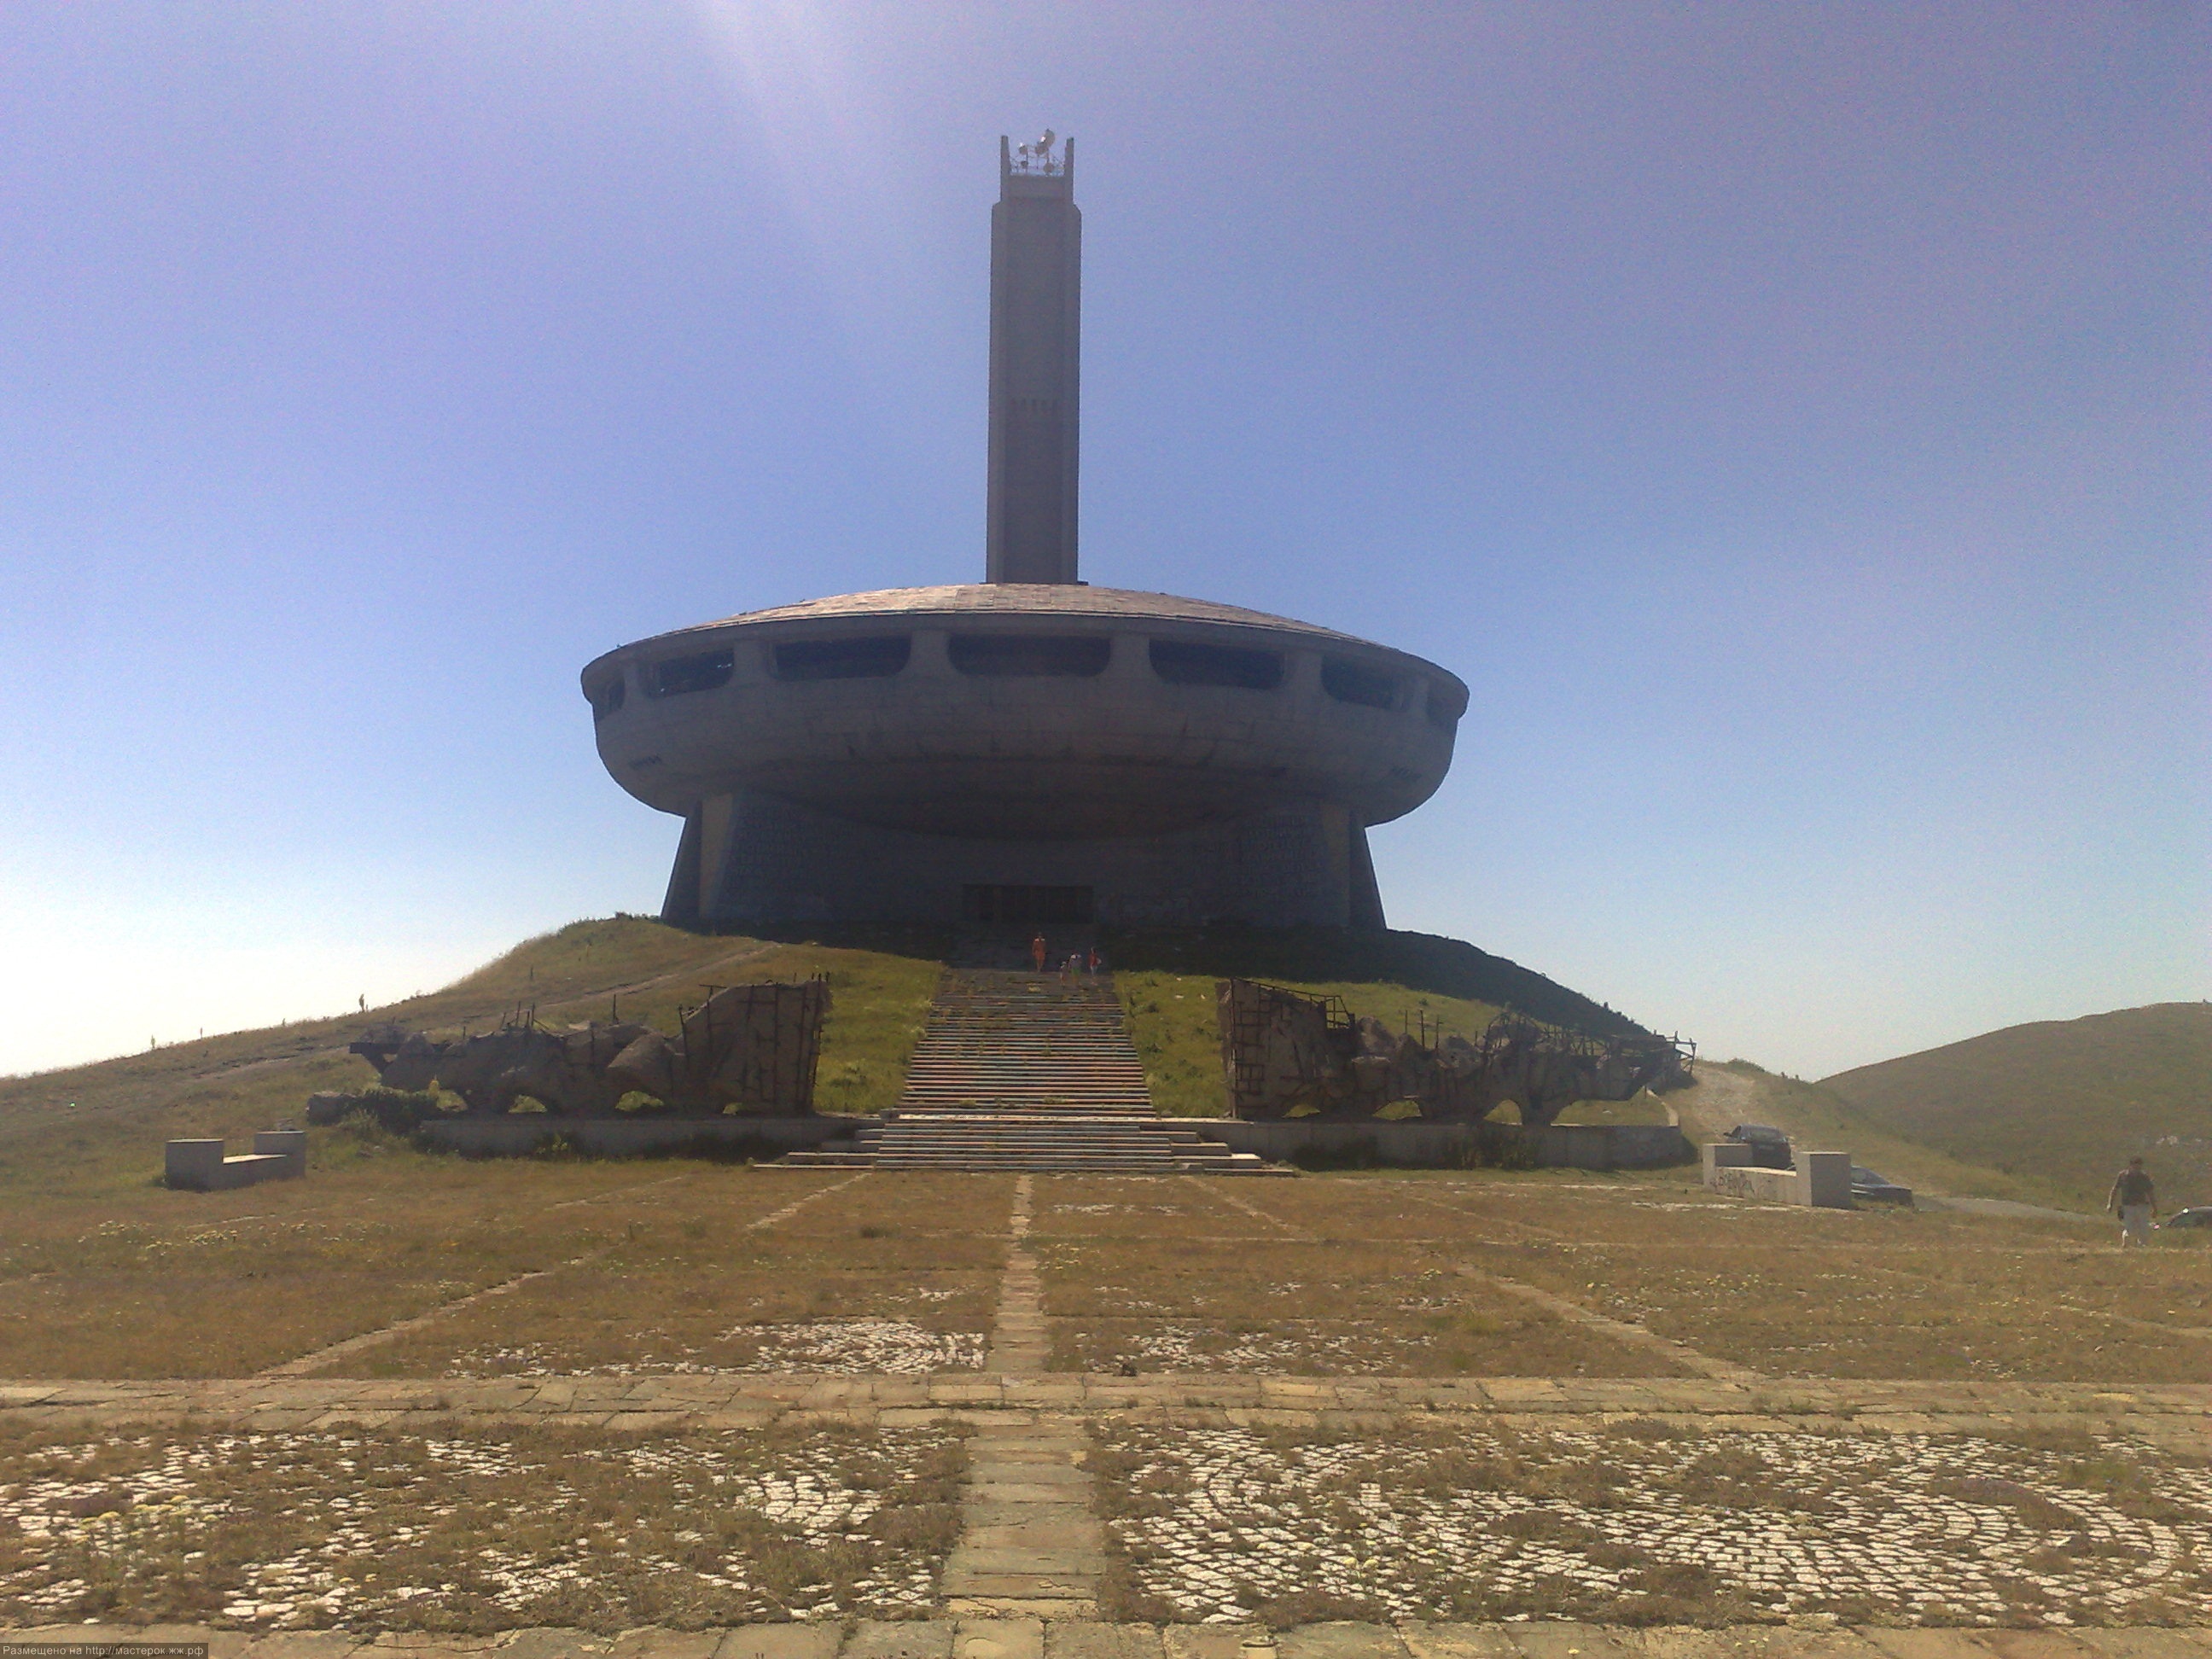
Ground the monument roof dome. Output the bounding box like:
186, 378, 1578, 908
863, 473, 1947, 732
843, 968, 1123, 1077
626, 583, 1443, 670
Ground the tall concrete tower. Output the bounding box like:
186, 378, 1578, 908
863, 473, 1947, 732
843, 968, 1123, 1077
985, 132, 1080, 585
586, 134, 1465, 934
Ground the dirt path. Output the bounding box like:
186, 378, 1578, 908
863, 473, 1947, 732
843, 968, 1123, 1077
944, 1173, 1107, 1616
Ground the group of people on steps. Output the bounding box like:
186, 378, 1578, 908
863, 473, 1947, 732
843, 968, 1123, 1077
1028, 933, 1103, 979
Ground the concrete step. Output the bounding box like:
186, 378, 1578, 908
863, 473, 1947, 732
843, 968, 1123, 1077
774, 965, 1289, 1174
779, 1150, 1281, 1173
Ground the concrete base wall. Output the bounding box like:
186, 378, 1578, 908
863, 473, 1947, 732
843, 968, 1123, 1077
667, 789, 1383, 931
1703, 1143, 1854, 1208
410, 1115, 1691, 1170
417, 1115, 870, 1158
1192, 1119, 1695, 1171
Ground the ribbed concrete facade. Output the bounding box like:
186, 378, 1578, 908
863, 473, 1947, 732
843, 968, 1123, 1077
662, 787, 1381, 929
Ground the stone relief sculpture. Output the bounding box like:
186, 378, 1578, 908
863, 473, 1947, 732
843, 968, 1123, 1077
320, 980, 830, 1121
1217, 978, 1689, 1126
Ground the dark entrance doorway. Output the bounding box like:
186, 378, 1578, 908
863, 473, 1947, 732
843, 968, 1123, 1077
963, 884, 1095, 924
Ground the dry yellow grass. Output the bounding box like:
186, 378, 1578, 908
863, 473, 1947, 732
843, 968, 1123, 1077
0, 1158, 844, 1377
1406, 1179, 2212, 1382
5, 1155, 2209, 1386
1030, 1175, 1681, 1377
327, 1173, 1012, 1379
1036, 1171, 2212, 1383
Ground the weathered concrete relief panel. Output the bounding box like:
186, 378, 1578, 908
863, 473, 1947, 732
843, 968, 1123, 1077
1217, 978, 1691, 1126
335, 981, 830, 1120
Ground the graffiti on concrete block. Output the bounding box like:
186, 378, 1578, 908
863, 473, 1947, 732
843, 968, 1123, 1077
1217, 978, 1689, 1126
341, 980, 830, 1118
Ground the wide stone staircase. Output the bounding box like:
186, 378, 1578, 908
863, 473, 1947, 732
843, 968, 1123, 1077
780, 969, 1281, 1173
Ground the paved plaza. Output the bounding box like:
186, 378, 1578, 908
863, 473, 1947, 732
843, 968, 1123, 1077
2, 1171, 2207, 1640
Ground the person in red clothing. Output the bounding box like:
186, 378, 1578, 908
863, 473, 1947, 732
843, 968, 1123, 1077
1030, 932, 1048, 973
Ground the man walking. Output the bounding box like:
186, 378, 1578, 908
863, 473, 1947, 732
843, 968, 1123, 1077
1030, 932, 1048, 974
2108, 1156, 2157, 1247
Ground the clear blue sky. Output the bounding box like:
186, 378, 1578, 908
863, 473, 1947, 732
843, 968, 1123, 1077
2, 2, 2203, 1080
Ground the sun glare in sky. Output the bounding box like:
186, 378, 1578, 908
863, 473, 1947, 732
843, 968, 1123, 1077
0, 3, 2202, 1078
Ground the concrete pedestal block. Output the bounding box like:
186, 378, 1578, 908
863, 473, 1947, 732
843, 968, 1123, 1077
164, 1132, 307, 1191
1703, 1143, 1854, 1209
253, 1129, 308, 1179
164, 1139, 229, 1191
1798, 1148, 1852, 1208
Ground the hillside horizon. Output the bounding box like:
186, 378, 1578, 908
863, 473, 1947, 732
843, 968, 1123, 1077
6, 914, 2201, 1216
1819, 1001, 2212, 1208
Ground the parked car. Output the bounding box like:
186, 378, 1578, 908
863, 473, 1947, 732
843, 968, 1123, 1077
1851, 1165, 1914, 1205
1726, 1123, 1794, 1169
2161, 1205, 2212, 1230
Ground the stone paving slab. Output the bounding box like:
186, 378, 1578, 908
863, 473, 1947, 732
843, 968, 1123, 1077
1044, 1625, 1164, 1659
2070, 1639, 2212, 1659
603, 1632, 723, 1659
3, 1375, 2205, 1428
955, 1621, 1045, 1659
1278, 1626, 1414, 1659
1398, 1627, 1523, 1659
828, 1626, 947, 1659
1158, 1629, 1262, 1659
713, 1628, 845, 1659
8, 1627, 2210, 1658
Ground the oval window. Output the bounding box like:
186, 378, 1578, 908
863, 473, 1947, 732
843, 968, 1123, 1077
948, 634, 1112, 677
1321, 656, 1400, 710
641, 649, 736, 698
1148, 639, 1284, 690
1424, 680, 1469, 731
773, 636, 912, 681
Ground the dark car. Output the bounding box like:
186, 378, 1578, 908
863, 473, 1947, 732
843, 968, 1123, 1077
1851, 1165, 1914, 1205
2161, 1206, 2212, 1230
1726, 1123, 1794, 1170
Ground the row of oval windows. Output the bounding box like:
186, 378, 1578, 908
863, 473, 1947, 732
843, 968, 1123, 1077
590, 634, 1467, 731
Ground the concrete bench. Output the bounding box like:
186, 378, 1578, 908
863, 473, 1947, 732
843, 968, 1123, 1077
164, 1130, 306, 1192
1703, 1141, 1853, 1208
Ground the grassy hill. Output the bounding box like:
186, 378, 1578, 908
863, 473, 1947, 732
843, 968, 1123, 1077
1102, 927, 1657, 1039
0, 917, 1664, 1182
1097, 924, 1663, 1119
1102, 924, 1668, 1117
1662, 1059, 2086, 1211
1818, 1003, 2212, 1209
20, 910, 2189, 1211
0, 918, 941, 1196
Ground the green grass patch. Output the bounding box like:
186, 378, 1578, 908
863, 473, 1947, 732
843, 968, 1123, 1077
1113, 969, 1506, 1119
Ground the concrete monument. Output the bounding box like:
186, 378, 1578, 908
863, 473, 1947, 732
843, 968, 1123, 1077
584, 135, 1465, 930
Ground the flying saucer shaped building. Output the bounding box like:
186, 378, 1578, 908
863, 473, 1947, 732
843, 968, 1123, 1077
584, 135, 1464, 930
